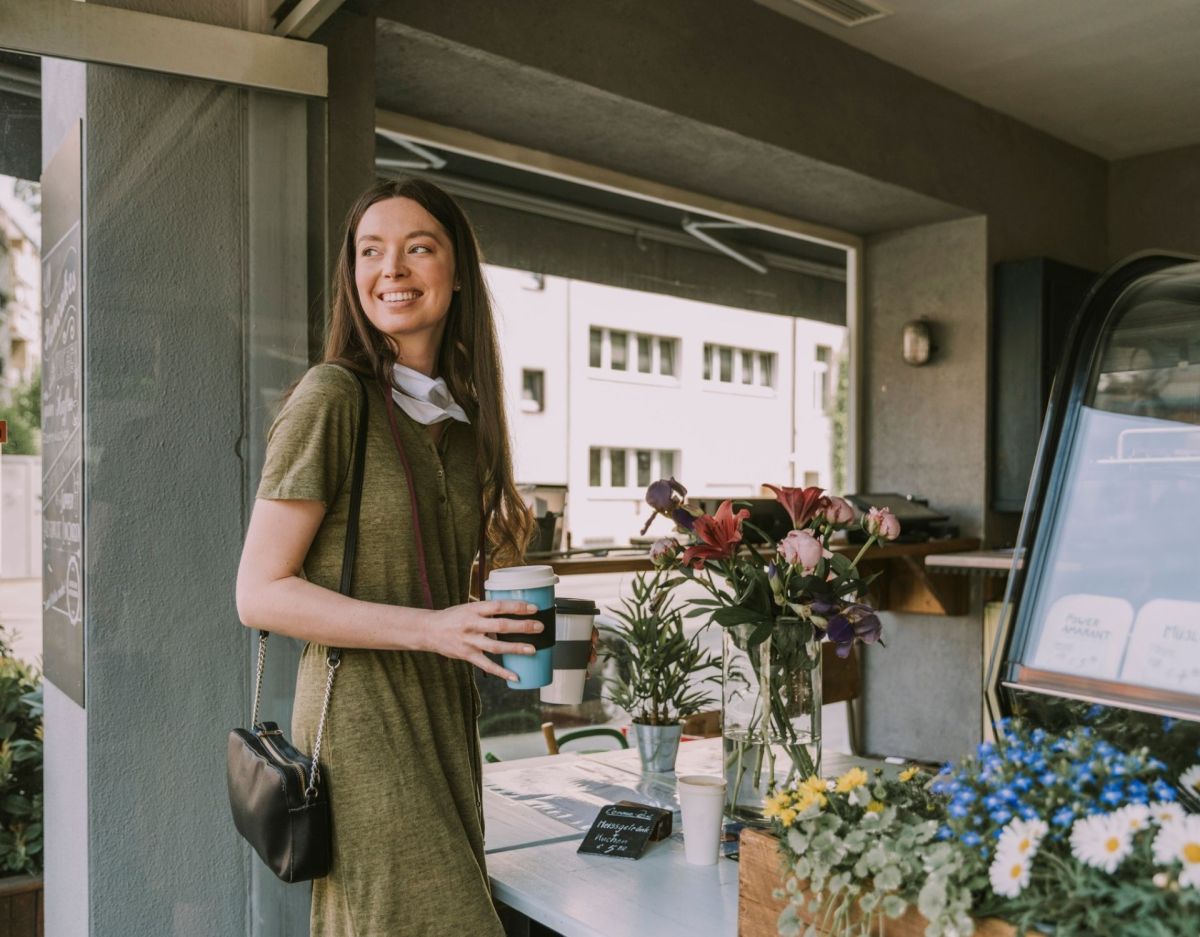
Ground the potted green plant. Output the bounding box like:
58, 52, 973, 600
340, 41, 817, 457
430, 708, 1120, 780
600, 571, 720, 773
0, 626, 43, 937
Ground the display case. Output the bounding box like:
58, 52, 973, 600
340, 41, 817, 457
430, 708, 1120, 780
993, 254, 1200, 722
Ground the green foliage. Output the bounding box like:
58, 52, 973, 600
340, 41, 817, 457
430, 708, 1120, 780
0, 369, 40, 455
599, 572, 720, 726
830, 343, 849, 495
0, 627, 43, 876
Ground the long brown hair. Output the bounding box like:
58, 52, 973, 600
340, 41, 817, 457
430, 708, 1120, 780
324, 177, 533, 568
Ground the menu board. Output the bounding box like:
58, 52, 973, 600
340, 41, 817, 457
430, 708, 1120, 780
41, 122, 85, 707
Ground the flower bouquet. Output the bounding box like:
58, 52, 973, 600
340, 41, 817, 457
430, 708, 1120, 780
766, 719, 1200, 936
640, 477, 900, 820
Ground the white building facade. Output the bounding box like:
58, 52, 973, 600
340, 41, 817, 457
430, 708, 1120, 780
488, 265, 846, 548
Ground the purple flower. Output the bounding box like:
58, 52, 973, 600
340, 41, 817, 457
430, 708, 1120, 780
824, 604, 883, 658
640, 477, 694, 535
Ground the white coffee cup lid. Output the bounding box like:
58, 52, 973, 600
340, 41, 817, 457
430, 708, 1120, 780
677, 774, 727, 794
484, 564, 559, 592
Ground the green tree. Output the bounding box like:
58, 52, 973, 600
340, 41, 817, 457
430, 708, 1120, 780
0, 369, 40, 455
830, 343, 849, 494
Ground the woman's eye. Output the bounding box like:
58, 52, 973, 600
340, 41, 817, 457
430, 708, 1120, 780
360, 247, 378, 257
409, 244, 432, 254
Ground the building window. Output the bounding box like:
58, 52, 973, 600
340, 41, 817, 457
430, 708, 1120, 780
659, 337, 676, 376
588, 328, 680, 378
588, 447, 682, 489
610, 331, 628, 371
814, 345, 832, 411
521, 368, 545, 413
702, 343, 777, 389
589, 327, 603, 368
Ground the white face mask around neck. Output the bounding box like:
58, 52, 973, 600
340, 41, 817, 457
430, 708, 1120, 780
390, 363, 470, 426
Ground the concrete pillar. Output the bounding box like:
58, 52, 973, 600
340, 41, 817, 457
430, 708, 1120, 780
39, 9, 373, 937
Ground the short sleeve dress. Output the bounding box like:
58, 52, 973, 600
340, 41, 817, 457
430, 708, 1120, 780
256, 364, 504, 937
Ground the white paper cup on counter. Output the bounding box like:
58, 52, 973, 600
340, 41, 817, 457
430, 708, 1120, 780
540, 597, 598, 705
676, 774, 727, 866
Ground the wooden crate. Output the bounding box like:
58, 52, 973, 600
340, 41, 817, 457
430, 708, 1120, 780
0, 875, 44, 937
738, 828, 1015, 937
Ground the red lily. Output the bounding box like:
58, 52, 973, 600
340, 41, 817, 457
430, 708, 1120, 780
681, 500, 750, 570
765, 484, 829, 528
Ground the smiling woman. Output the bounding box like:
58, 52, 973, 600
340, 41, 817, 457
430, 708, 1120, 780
236, 178, 538, 936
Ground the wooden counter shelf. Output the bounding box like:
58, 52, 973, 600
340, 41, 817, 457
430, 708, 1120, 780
545, 538, 980, 617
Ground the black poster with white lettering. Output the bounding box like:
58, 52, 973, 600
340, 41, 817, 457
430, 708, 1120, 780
577, 803, 670, 860
42, 121, 85, 707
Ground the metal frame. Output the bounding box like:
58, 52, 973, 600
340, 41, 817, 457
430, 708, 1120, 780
0, 0, 326, 97
274, 0, 347, 40
375, 108, 864, 491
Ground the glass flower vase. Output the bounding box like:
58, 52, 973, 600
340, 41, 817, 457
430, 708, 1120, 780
721, 615, 822, 822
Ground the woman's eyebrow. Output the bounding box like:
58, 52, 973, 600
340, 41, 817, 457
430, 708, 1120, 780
354, 229, 442, 246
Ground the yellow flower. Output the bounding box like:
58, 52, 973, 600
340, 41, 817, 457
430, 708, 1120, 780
763, 791, 789, 818
865, 801, 885, 813
794, 789, 827, 812
898, 766, 920, 782
778, 807, 798, 827
835, 767, 869, 793
801, 775, 828, 795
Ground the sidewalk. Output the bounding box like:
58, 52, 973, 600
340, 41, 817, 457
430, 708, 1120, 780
0, 577, 42, 666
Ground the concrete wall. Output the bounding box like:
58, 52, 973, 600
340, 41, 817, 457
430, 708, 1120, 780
1109, 143, 1200, 263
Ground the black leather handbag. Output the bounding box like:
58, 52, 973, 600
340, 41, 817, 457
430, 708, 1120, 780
226, 372, 368, 883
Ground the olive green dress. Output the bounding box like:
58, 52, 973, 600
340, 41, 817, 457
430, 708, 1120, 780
257, 364, 504, 937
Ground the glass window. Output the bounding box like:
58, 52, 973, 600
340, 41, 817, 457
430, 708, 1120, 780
703, 343, 713, 380
659, 338, 676, 376
589, 327, 603, 368
610, 331, 628, 371
610, 448, 627, 487
758, 352, 774, 387
521, 368, 545, 413
637, 334, 652, 372
589, 447, 602, 486
719, 346, 733, 382
741, 349, 754, 384
636, 449, 652, 487
658, 450, 676, 479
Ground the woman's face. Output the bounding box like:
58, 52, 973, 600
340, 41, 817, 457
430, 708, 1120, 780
353, 196, 457, 362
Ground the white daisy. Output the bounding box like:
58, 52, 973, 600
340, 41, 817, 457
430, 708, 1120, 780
1149, 801, 1186, 826
1070, 813, 1132, 873
1151, 814, 1200, 889
998, 817, 1049, 858
989, 842, 1032, 898
1180, 765, 1200, 799
1114, 803, 1151, 835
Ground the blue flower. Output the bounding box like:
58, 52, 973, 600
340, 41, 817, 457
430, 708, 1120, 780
1152, 780, 1177, 802
1018, 804, 1039, 821
984, 794, 1005, 811
1052, 806, 1075, 827
953, 787, 976, 804
948, 802, 970, 819
1126, 780, 1149, 804
990, 808, 1013, 825
935, 825, 953, 841
1101, 783, 1124, 807
1038, 770, 1058, 787
1162, 716, 1178, 733
1031, 728, 1046, 744
961, 831, 982, 847
1086, 704, 1105, 720
998, 786, 1020, 804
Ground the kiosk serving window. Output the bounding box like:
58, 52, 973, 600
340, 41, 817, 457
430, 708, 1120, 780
1003, 259, 1200, 719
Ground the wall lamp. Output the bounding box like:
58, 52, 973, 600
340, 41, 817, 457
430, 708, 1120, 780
902, 319, 936, 366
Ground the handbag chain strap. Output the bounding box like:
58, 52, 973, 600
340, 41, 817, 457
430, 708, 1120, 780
251, 370, 370, 803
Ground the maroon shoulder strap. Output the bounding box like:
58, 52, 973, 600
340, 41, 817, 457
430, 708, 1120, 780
382, 387, 436, 610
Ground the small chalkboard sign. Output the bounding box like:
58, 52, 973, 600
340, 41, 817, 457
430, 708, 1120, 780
578, 803, 672, 860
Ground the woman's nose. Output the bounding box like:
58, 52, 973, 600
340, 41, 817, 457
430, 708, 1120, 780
383, 250, 409, 278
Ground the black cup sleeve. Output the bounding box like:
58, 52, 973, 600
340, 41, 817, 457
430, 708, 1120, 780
552, 640, 591, 669
494, 606, 557, 652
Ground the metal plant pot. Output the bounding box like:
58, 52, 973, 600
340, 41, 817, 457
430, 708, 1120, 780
632, 722, 682, 773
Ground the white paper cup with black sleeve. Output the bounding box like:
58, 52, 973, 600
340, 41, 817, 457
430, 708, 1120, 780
483, 565, 558, 689
676, 775, 727, 865
540, 597, 598, 705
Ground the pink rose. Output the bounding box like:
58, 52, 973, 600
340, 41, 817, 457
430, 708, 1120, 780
864, 507, 901, 541
779, 529, 824, 571
821, 496, 857, 527
649, 537, 680, 568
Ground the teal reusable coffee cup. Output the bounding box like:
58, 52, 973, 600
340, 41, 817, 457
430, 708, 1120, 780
484, 565, 558, 689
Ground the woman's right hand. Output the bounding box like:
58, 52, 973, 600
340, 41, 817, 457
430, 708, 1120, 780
423, 601, 544, 681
